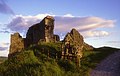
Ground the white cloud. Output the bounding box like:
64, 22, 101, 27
81, 30, 109, 38
0, 42, 9, 47
0, 50, 9, 57
0, 42, 9, 57
0, 42, 9, 51
107, 41, 120, 43
7, 13, 55, 33
54, 16, 115, 32
6, 13, 115, 38
63, 14, 74, 17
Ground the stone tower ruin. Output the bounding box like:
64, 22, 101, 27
26, 16, 59, 47
9, 16, 60, 57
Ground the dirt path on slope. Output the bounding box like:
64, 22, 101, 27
90, 51, 120, 76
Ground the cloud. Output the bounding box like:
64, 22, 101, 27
0, 0, 14, 15
81, 30, 109, 38
107, 41, 120, 44
6, 14, 115, 38
0, 42, 9, 57
1, 42, 9, 46
0, 30, 10, 33
0, 42, 9, 51
54, 16, 115, 32
7, 14, 54, 33
0, 47, 7, 51
0, 50, 8, 57
63, 14, 74, 17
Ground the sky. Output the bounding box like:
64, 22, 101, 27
0, 0, 120, 57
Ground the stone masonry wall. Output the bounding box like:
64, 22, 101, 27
26, 16, 56, 47
9, 16, 60, 57
9, 33, 24, 54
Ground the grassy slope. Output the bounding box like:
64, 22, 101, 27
0, 57, 7, 63
0, 51, 65, 76
80, 46, 120, 75
0, 42, 119, 76
0, 43, 80, 76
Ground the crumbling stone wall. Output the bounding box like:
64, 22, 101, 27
64, 28, 84, 56
8, 16, 93, 67
9, 33, 24, 54
9, 16, 60, 57
54, 35, 60, 42
26, 16, 58, 47
62, 29, 84, 66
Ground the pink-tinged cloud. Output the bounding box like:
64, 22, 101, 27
6, 14, 115, 38
54, 16, 115, 32
0, 0, 14, 15
7, 14, 54, 33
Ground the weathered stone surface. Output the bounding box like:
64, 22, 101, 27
9, 33, 24, 54
64, 28, 84, 54
62, 28, 84, 66
9, 16, 60, 57
26, 16, 55, 47
64, 28, 93, 52
54, 35, 60, 42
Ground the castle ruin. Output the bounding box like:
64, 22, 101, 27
9, 16, 60, 56
8, 16, 90, 66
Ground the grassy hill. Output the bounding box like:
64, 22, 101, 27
80, 46, 120, 75
0, 43, 119, 76
0, 57, 7, 63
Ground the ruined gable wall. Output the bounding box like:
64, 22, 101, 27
9, 33, 24, 54
64, 29, 84, 57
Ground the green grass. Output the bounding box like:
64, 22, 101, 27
0, 57, 7, 63
0, 42, 119, 76
80, 46, 120, 76
0, 42, 80, 76
0, 50, 64, 76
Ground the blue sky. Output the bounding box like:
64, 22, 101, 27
0, 0, 120, 57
